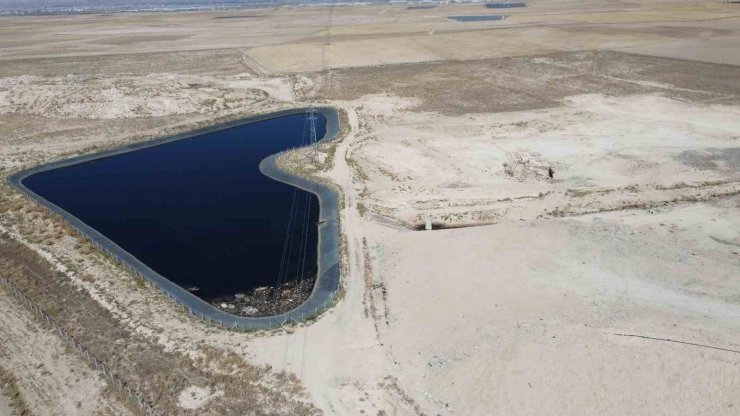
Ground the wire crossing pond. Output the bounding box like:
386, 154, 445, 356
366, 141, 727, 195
23, 113, 326, 309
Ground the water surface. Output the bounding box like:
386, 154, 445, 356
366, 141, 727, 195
485, 2, 526, 8
448, 15, 507, 22
23, 113, 325, 301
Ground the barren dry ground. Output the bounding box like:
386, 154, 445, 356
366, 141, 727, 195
0, 1, 739, 415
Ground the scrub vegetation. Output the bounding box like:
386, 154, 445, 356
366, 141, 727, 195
0, 238, 319, 415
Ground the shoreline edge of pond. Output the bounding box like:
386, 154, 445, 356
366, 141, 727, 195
6, 107, 342, 331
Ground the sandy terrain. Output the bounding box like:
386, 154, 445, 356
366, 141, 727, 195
0, 389, 13, 416
0, 0, 739, 415
1, 0, 739, 69
0, 74, 270, 119
340, 93, 740, 227
255, 91, 740, 415
0, 285, 133, 415
365, 199, 740, 415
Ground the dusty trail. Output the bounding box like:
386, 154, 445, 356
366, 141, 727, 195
248, 106, 418, 415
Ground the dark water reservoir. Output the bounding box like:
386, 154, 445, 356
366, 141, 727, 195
485, 2, 526, 8
23, 113, 325, 302
447, 15, 507, 22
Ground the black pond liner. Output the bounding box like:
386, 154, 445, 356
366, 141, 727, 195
447, 15, 508, 22
7, 107, 341, 330
213, 15, 266, 19
485, 2, 526, 8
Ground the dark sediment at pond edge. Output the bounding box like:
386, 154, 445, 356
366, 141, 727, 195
7, 107, 341, 330
210, 276, 316, 317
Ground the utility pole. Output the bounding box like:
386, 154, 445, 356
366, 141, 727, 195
308, 108, 319, 162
